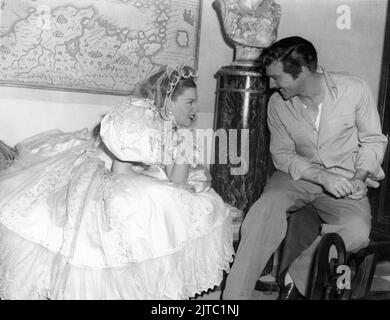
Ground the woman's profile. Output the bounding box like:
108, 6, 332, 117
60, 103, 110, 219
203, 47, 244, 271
0, 65, 237, 300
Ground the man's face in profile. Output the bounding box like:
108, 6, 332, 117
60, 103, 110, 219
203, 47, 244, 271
266, 61, 305, 100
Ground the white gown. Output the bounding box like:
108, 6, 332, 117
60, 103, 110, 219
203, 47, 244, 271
0, 98, 236, 300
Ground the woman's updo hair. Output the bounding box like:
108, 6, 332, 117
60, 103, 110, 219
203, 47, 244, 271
171, 78, 196, 101
135, 65, 197, 111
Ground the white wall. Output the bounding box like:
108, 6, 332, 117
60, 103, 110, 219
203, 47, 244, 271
0, 87, 119, 145
0, 0, 387, 145
198, 0, 388, 115
0, 0, 234, 145
276, 0, 387, 104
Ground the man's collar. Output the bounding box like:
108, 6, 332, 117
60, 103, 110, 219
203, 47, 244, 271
317, 66, 338, 100
287, 66, 338, 105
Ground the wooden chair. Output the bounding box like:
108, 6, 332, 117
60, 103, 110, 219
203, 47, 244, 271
308, 232, 390, 300
255, 204, 390, 300
308, 146, 390, 299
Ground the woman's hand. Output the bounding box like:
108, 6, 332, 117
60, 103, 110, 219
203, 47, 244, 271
182, 184, 196, 192
165, 162, 190, 184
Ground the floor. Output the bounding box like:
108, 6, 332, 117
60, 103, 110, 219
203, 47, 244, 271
194, 260, 390, 300
371, 260, 390, 292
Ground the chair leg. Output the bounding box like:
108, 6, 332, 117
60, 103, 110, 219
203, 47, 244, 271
349, 252, 378, 299
276, 205, 322, 285
345, 241, 390, 299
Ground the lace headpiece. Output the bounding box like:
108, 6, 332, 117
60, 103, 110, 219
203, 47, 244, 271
151, 64, 197, 121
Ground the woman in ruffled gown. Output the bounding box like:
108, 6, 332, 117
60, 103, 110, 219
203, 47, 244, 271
0, 65, 236, 300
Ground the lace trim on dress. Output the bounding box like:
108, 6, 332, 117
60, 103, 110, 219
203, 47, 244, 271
0, 216, 234, 300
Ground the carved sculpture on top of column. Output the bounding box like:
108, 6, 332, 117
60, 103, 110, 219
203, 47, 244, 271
214, 0, 281, 65
210, 0, 282, 214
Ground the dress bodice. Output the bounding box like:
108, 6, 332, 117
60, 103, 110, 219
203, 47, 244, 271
99, 97, 209, 192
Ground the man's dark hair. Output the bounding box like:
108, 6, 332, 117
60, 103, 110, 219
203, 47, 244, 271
261, 36, 318, 79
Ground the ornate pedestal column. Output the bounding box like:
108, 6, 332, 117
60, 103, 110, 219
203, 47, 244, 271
211, 0, 281, 215
210, 65, 270, 215
211, 0, 281, 275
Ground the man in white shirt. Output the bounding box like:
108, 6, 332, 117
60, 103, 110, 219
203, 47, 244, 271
223, 36, 388, 300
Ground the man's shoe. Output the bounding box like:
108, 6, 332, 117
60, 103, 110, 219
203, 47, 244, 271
277, 282, 306, 300
255, 279, 280, 293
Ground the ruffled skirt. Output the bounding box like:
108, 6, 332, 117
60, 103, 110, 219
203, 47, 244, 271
0, 133, 234, 300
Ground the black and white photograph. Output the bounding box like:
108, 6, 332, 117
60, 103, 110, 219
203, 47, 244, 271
0, 0, 389, 309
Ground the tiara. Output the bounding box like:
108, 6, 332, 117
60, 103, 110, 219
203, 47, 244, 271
158, 64, 198, 121
166, 65, 197, 96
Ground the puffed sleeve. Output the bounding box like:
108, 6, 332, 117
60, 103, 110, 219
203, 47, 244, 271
100, 98, 164, 165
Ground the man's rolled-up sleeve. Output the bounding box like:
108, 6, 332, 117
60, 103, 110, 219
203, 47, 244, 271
355, 80, 388, 180
267, 98, 313, 180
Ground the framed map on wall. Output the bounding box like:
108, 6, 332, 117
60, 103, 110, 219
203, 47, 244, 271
0, 0, 202, 95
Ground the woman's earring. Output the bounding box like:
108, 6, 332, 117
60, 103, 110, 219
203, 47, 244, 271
164, 108, 172, 119
165, 109, 178, 128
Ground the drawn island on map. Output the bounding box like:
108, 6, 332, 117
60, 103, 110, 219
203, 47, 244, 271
0, 0, 201, 95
